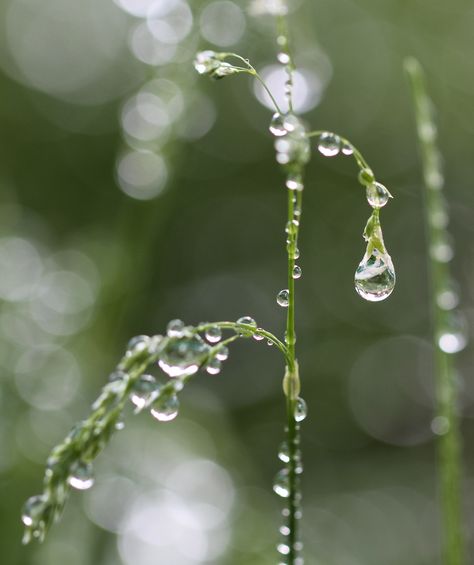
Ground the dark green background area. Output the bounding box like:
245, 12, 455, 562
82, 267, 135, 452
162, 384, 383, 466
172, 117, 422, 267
0, 1, 473, 564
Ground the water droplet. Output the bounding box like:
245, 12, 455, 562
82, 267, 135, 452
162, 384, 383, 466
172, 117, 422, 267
317, 132, 341, 157
430, 209, 449, 229
267, 339, 274, 346
294, 247, 300, 259
167, 319, 186, 338
115, 419, 125, 431
151, 393, 179, 422
216, 346, 229, 361
341, 141, 354, 155
206, 357, 222, 375
354, 249, 396, 302
366, 182, 390, 208
127, 335, 150, 353
277, 289, 290, 307
109, 370, 128, 383
280, 525, 291, 536
277, 52, 290, 65
236, 316, 257, 336
438, 314, 468, 354
269, 113, 287, 137
68, 461, 94, 490
277, 543, 291, 555
253, 331, 265, 341
130, 374, 159, 410
358, 168, 375, 186
282, 114, 302, 133
273, 469, 290, 498
22, 495, 48, 527
436, 288, 459, 311
292, 265, 302, 279
431, 416, 450, 435
205, 325, 222, 343
159, 335, 210, 377
278, 441, 290, 463
430, 241, 454, 263
285, 220, 299, 235
286, 173, 303, 191
294, 397, 307, 422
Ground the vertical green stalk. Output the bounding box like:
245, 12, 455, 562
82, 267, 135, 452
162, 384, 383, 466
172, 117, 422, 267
405, 57, 465, 565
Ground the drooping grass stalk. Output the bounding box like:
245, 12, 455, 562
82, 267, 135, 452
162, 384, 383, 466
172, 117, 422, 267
405, 57, 465, 565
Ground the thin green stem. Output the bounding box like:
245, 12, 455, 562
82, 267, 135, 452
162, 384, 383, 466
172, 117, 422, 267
405, 56, 465, 565
252, 71, 282, 114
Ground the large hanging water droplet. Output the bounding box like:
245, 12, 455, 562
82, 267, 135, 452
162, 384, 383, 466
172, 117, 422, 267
206, 357, 222, 375
68, 461, 94, 490
130, 374, 159, 410
277, 289, 290, 307
317, 132, 341, 157
205, 325, 222, 343
22, 495, 48, 527
151, 393, 179, 422
269, 113, 287, 137
167, 319, 186, 338
278, 441, 290, 463
273, 469, 290, 498
292, 265, 302, 279
366, 182, 390, 208
354, 249, 396, 302
294, 397, 307, 422
159, 335, 210, 377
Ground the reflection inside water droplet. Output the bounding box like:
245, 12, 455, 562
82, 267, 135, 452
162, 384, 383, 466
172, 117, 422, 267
354, 249, 396, 302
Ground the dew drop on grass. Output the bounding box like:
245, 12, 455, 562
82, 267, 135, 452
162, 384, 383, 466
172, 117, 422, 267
130, 374, 159, 410
286, 173, 303, 191
205, 325, 222, 343
277, 52, 290, 64
206, 357, 222, 375
277, 543, 291, 555
253, 331, 265, 341
317, 132, 341, 157
22, 495, 47, 527
292, 265, 302, 279
278, 441, 290, 463
273, 469, 290, 498
68, 461, 94, 490
438, 314, 468, 354
159, 335, 210, 377
127, 335, 150, 353
277, 289, 290, 307
269, 113, 287, 137
354, 249, 396, 302
366, 182, 390, 208
216, 346, 229, 361
166, 319, 186, 338
341, 141, 354, 155
151, 393, 179, 422
294, 397, 307, 422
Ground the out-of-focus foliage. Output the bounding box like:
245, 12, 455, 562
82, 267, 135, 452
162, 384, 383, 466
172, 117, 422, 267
0, 0, 473, 564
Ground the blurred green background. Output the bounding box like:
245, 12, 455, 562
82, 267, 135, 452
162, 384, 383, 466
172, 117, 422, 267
0, 0, 473, 563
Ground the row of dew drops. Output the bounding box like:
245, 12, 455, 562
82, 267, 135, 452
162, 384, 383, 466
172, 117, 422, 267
270, 111, 396, 305
22, 315, 286, 535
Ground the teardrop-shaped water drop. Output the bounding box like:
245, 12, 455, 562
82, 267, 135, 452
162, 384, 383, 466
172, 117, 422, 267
366, 182, 390, 208
317, 132, 341, 157
294, 397, 307, 422
166, 319, 186, 338
269, 113, 287, 137
159, 335, 210, 377
216, 346, 229, 361
205, 325, 222, 343
68, 461, 94, 490
273, 469, 290, 498
206, 357, 222, 375
277, 289, 290, 307
278, 441, 290, 463
292, 265, 302, 279
151, 393, 179, 422
22, 495, 48, 527
130, 374, 159, 410
354, 249, 396, 302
